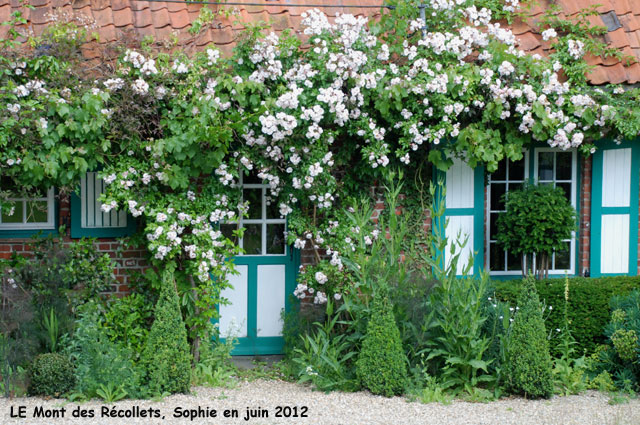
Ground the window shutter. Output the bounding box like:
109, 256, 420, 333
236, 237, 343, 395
591, 142, 639, 276
437, 158, 485, 275
70, 172, 135, 238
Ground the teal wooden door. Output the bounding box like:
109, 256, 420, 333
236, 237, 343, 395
217, 175, 299, 355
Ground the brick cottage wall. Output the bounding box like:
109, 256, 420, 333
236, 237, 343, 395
0, 194, 148, 297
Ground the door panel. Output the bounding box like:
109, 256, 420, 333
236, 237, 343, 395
219, 265, 249, 338
256, 264, 286, 337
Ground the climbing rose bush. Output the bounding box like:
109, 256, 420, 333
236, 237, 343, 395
1, 1, 638, 310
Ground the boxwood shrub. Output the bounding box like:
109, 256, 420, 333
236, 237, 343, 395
494, 276, 640, 355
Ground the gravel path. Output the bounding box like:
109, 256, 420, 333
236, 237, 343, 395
2, 380, 639, 425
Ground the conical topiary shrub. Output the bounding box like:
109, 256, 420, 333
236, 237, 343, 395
504, 274, 554, 398
140, 268, 192, 394
356, 285, 408, 396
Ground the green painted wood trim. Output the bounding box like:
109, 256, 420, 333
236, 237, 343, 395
217, 246, 300, 356
590, 139, 640, 277
69, 191, 136, 238
435, 164, 485, 276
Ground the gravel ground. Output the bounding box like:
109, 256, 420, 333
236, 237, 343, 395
2, 380, 639, 425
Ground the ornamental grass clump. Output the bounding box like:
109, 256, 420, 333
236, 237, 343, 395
356, 285, 408, 397
504, 274, 554, 398
141, 269, 192, 395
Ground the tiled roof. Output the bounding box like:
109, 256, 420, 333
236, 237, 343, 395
1, 0, 639, 84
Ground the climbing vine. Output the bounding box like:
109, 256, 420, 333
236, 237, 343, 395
2, 0, 640, 341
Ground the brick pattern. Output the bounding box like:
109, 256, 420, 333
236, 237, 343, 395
579, 155, 592, 275
1, 0, 639, 84
0, 194, 148, 297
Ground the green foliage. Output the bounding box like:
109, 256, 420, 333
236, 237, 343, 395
28, 352, 75, 397
291, 301, 358, 393
495, 184, 576, 277
495, 276, 640, 355
41, 307, 61, 353
356, 287, 408, 397
587, 290, 640, 392
191, 336, 238, 388
504, 275, 554, 398
140, 269, 192, 395
102, 293, 153, 362
65, 302, 143, 399
95, 382, 128, 403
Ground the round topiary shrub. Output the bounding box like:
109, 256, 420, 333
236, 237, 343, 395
356, 286, 408, 397
504, 275, 554, 398
28, 353, 75, 397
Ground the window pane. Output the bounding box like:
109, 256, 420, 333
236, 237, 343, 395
266, 196, 280, 219
492, 159, 507, 181
489, 243, 505, 271
26, 201, 48, 223
220, 223, 238, 244
243, 189, 262, 219
266, 223, 285, 254
489, 212, 500, 240
506, 250, 522, 271
557, 182, 572, 202
507, 182, 522, 194
538, 152, 554, 181
554, 242, 571, 270
1, 201, 23, 223
243, 170, 262, 184
508, 158, 525, 181
556, 152, 572, 180
491, 183, 506, 211
242, 224, 262, 255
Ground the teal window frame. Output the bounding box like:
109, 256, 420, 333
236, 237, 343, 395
590, 139, 639, 277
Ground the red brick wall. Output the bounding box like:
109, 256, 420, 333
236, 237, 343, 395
0, 194, 148, 297
579, 155, 592, 276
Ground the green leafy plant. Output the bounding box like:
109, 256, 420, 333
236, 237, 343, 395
64, 302, 143, 399
496, 184, 577, 279
96, 382, 128, 403
140, 268, 192, 395
102, 293, 153, 362
42, 307, 61, 353
356, 285, 408, 397
192, 335, 238, 388
292, 301, 358, 393
28, 352, 75, 397
504, 275, 554, 398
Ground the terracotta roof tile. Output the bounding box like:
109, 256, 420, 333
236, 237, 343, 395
113, 7, 134, 28
605, 27, 631, 48
99, 23, 117, 42
517, 32, 541, 51
168, 8, 190, 29
111, 0, 131, 12
132, 7, 152, 28
619, 12, 640, 32
130, 1, 149, 12
1, 0, 640, 85
30, 6, 52, 25
92, 6, 113, 28
151, 6, 171, 29
625, 61, 640, 82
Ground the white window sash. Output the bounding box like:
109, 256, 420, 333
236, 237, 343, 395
0, 187, 55, 230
